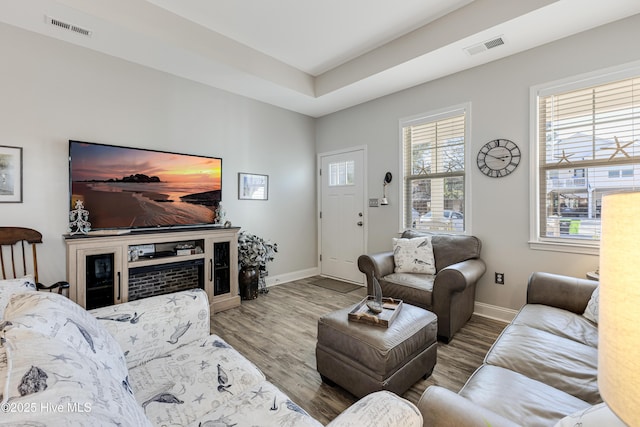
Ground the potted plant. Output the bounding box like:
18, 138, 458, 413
237, 231, 278, 299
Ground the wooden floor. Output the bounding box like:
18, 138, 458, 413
210, 277, 507, 425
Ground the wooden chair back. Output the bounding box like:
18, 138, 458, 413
0, 226, 42, 282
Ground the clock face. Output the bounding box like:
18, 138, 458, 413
476, 139, 521, 178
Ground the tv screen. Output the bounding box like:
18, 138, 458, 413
69, 140, 222, 230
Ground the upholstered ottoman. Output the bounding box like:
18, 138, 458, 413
316, 302, 437, 398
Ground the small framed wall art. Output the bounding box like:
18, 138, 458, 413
238, 173, 268, 200
0, 145, 23, 203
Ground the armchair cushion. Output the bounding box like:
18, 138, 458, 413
377, 273, 434, 307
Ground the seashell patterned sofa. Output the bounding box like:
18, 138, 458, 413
0, 283, 422, 426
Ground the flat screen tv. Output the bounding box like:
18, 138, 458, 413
69, 140, 222, 230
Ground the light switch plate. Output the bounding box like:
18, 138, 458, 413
369, 198, 379, 207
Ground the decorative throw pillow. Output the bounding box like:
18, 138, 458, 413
393, 236, 436, 274
0, 275, 36, 319
583, 286, 599, 324
554, 402, 625, 427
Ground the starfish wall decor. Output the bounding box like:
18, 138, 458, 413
415, 160, 430, 175
555, 149, 574, 165
601, 136, 635, 161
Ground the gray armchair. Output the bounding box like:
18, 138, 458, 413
357, 230, 485, 342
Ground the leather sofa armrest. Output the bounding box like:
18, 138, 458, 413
434, 259, 486, 294
527, 272, 598, 314
418, 386, 520, 427
358, 252, 395, 293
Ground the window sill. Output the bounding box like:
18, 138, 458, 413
528, 240, 599, 256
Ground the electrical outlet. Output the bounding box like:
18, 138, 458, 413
495, 272, 505, 285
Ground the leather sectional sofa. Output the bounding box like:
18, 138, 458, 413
418, 272, 601, 427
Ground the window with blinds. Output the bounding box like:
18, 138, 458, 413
401, 107, 466, 232
536, 73, 640, 244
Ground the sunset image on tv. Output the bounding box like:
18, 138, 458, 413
70, 141, 222, 230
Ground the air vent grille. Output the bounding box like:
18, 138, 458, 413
484, 37, 504, 49
45, 15, 92, 37
464, 36, 505, 56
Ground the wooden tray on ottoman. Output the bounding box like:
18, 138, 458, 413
348, 296, 403, 328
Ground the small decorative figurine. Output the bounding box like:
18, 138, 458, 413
69, 200, 91, 235
214, 203, 226, 225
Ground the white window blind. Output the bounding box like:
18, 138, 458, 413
538, 75, 640, 243
402, 109, 466, 232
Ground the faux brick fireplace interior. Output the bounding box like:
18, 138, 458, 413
128, 259, 204, 301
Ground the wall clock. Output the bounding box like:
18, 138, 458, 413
476, 139, 521, 178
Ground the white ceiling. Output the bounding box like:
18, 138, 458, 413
2, 0, 640, 117
144, 0, 476, 76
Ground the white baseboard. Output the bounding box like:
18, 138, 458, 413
264, 267, 320, 287
474, 302, 518, 323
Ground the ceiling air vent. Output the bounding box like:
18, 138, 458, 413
464, 36, 504, 56
45, 15, 92, 37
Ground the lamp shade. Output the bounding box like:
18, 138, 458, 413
598, 191, 640, 426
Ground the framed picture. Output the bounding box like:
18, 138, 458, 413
0, 145, 23, 203
238, 173, 268, 200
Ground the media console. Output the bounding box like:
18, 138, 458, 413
64, 226, 240, 312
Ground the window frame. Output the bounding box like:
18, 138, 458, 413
398, 103, 472, 234
529, 61, 640, 254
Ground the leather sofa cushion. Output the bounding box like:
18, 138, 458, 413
485, 324, 600, 404
460, 365, 591, 427
512, 304, 598, 348
317, 303, 437, 377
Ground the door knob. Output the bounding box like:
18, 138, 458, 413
357, 221, 363, 226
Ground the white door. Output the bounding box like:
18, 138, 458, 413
319, 148, 366, 284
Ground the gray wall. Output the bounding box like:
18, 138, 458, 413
0, 22, 317, 285
316, 14, 640, 317
4, 13, 639, 317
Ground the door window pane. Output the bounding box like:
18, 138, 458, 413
329, 161, 355, 186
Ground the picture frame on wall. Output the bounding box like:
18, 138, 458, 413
0, 145, 23, 203
238, 173, 268, 200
